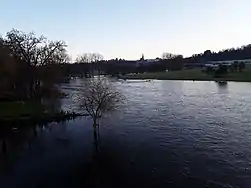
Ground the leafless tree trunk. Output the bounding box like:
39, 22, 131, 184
80, 78, 124, 151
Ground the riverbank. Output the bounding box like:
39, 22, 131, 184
0, 101, 87, 123
122, 68, 251, 82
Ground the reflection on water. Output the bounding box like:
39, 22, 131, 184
1, 79, 251, 187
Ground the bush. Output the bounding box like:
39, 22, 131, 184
205, 66, 215, 75
239, 62, 246, 72
214, 64, 228, 77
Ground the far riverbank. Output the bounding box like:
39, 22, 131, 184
122, 68, 251, 82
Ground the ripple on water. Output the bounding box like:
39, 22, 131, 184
2, 80, 251, 187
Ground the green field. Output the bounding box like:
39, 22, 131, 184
123, 68, 251, 82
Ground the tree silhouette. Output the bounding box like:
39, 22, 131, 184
1, 29, 68, 99
80, 78, 123, 151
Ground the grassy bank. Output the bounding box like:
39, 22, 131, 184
123, 68, 251, 82
0, 101, 87, 123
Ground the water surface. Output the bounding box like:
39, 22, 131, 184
1, 79, 251, 188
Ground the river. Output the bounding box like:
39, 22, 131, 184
1, 79, 251, 188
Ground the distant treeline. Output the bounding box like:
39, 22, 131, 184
187, 45, 251, 62
60, 57, 184, 77
2, 29, 251, 90
61, 44, 251, 77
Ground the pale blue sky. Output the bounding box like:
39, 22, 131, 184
1, 0, 251, 60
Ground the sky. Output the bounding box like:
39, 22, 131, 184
1, 0, 251, 60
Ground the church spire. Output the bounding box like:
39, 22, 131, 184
140, 54, 145, 61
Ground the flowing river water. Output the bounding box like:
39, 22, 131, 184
1, 79, 251, 188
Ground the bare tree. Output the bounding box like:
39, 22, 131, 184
80, 78, 123, 151
162, 52, 183, 60
3, 29, 69, 99
5, 29, 45, 65
92, 53, 104, 63
37, 40, 68, 65
76, 53, 104, 77
162, 52, 173, 59
76, 53, 103, 63
5, 29, 68, 66
80, 78, 123, 125
76, 53, 90, 63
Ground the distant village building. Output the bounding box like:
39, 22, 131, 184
136, 54, 160, 66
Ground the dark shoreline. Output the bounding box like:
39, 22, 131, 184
0, 112, 88, 125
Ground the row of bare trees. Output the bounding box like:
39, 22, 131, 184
162, 52, 183, 60
66, 52, 185, 78
0, 29, 69, 100
74, 53, 104, 77
76, 53, 103, 63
